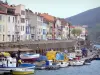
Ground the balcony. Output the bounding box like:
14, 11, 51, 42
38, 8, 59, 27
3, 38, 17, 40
7, 9, 15, 15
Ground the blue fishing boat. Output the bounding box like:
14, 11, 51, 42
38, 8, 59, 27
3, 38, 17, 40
0, 56, 35, 72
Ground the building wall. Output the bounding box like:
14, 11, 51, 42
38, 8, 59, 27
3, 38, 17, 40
42, 22, 47, 40
62, 25, 69, 39
15, 15, 21, 41
6, 15, 15, 42
47, 22, 53, 40
0, 14, 7, 42
55, 19, 62, 40
26, 19, 31, 40
15, 4, 26, 41
0, 5, 7, 13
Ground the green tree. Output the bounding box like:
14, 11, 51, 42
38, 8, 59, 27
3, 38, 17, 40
71, 28, 82, 37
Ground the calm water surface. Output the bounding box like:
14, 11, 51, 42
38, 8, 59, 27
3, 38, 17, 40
35, 60, 100, 75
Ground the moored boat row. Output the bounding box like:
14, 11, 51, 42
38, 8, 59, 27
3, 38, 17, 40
0, 49, 94, 75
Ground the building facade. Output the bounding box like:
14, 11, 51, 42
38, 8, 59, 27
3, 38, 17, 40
0, 11, 7, 42
42, 18, 48, 40
55, 18, 62, 40
0, 3, 16, 42
41, 13, 55, 40
15, 4, 26, 41
61, 19, 69, 40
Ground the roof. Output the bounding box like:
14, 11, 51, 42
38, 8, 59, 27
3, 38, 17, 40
60, 18, 68, 26
40, 13, 55, 22
0, 11, 6, 14
70, 26, 75, 28
1, 4, 15, 9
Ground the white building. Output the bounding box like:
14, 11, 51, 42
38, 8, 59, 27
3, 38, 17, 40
55, 19, 62, 40
0, 3, 16, 42
61, 19, 69, 40
0, 11, 7, 42
7, 15, 16, 42
15, 4, 26, 41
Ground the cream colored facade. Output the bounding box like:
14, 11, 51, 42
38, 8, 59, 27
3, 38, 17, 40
0, 14, 7, 42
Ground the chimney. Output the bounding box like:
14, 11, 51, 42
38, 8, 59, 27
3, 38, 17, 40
35, 12, 37, 15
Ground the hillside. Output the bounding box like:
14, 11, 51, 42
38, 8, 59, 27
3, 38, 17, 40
66, 7, 100, 27
66, 7, 100, 42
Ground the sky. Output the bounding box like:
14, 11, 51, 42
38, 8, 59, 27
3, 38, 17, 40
7, 0, 100, 18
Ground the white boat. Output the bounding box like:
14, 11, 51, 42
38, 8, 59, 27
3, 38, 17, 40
0, 57, 35, 71
57, 62, 69, 68
72, 60, 84, 66
20, 53, 40, 61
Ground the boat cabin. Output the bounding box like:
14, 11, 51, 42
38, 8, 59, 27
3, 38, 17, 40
0, 57, 16, 67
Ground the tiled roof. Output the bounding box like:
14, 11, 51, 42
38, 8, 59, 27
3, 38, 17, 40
1, 4, 15, 9
40, 13, 55, 22
0, 11, 6, 14
70, 26, 75, 28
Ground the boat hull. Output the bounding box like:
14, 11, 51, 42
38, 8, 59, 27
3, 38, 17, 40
70, 60, 84, 66
57, 62, 69, 68
21, 58, 39, 62
12, 69, 35, 75
0, 67, 35, 71
20, 54, 40, 62
93, 58, 100, 60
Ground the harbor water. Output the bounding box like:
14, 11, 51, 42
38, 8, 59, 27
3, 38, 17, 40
35, 60, 100, 75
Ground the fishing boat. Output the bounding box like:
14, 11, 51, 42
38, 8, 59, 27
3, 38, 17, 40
57, 62, 69, 68
0, 57, 35, 72
72, 60, 84, 66
45, 60, 60, 70
84, 59, 91, 65
20, 53, 40, 62
69, 57, 85, 66
12, 68, 34, 75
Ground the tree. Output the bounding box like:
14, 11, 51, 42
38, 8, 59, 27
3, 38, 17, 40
71, 28, 82, 37
71, 28, 76, 36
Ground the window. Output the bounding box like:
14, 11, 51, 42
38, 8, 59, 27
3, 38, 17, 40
43, 29, 46, 34
8, 35, 10, 41
3, 25, 4, 32
12, 35, 14, 42
13, 17, 14, 22
8, 16, 10, 22
0, 15, 2, 21
15, 16, 17, 22
0, 25, 1, 32
21, 10, 25, 15
31, 34, 34, 39
3, 35, 4, 41
21, 26, 23, 31
21, 18, 25, 23
0, 34, 1, 40
23, 26, 24, 31
18, 20, 19, 24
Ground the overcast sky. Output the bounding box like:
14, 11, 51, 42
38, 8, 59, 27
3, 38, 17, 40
7, 0, 100, 18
